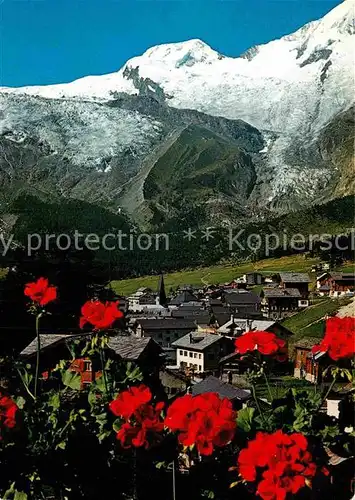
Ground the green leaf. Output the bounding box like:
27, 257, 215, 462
56, 441, 67, 450
48, 392, 60, 410
62, 370, 81, 390
237, 407, 255, 433
14, 491, 28, 500
113, 418, 122, 433
15, 396, 26, 409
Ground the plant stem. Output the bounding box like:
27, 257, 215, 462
34, 313, 43, 399
172, 458, 177, 500
263, 371, 273, 403
251, 382, 267, 426
99, 343, 109, 395
17, 367, 35, 400
318, 377, 337, 413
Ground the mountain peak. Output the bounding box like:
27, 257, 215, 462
131, 39, 221, 69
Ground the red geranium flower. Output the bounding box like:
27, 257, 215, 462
109, 384, 165, 449
312, 316, 355, 361
24, 277, 57, 306
235, 331, 286, 357
237, 430, 322, 500
109, 385, 152, 420
0, 393, 18, 437
164, 392, 237, 456
79, 300, 123, 330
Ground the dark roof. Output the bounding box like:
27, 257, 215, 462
279, 272, 311, 283
172, 331, 222, 351
172, 311, 211, 324
170, 290, 199, 305
20, 333, 159, 360
262, 288, 301, 298
20, 334, 76, 356
108, 336, 160, 360
319, 285, 331, 291
294, 337, 321, 349
208, 298, 224, 307
191, 376, 250, 401
330, 272, 355, 281
224, 291, 261, 305
137, 318, 197, 330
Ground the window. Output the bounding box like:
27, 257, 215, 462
83, 360, 92, 372
194, 353, 197, 358
198, 365, 202, 371
198, 354, 202, 359
180, 350, 183, 355
184, 351, 187, 357
189, 352, 193, 358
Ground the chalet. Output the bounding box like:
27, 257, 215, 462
133, 318, 198, 347
191, 376, 250, 410
217, 317, 293, 340
279, 272, 311, 299
293, 337, 323, 383
210, 306, 231, 329
159, 368, 190, 399
170, 289, 199, 306
243, 272, 263, 286
20, 333, 163, 389
261, 288, 302, 319
172, 331, 234, 373
317, 272, 355, 296
223, 290, 261, 315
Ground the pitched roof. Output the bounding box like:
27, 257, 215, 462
170, 290, 199, 305
262, 288, 301, 298
191, 376, 250, 401
330, 272, 355, 281
20, 333, 160, 360
137, 318, 197, 330
218, 318, 276, 334
20, 333, 76, 356
108, 336, 159, 360
224, 291, 261, 305
294, 337, 321, 349
172, 331, 222, 351
279, 273, 311, 283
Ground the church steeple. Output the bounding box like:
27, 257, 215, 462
158, 274, 167, 306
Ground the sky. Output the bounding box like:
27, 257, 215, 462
0, 0, 342, 87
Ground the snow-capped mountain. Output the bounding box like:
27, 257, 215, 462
0, 0, 353, 227
2, 0, 353, 133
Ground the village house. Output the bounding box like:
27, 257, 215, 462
217, 316, 293, 339
159, 368, 190, 399
260, 287, 303, 319
169, 288, 200, 306
278, 272, 311, 300
20, 333, 163, 389
132, 318, 198, 348
172, 331, 234, 374
293, 337, 323, 383
316, 272, 355, 296
191, 375, 250, 410
223, 290, 261, 315
243, 272, 263, 286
